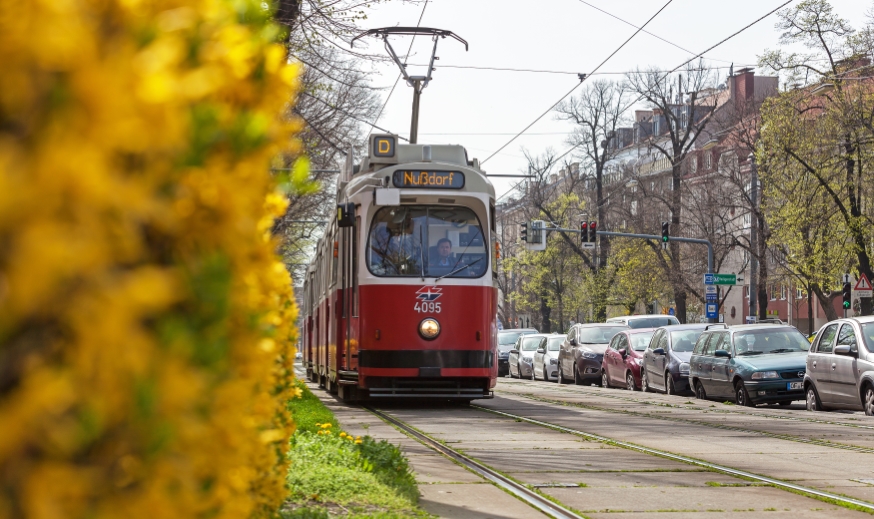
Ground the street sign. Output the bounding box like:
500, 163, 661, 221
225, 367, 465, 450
855, 273, 873, 298
705, 285, 717, 294
582, 243, 595, 250
705, 303, 718, 319
704, 273, 736, 285
668, 308, 675, 316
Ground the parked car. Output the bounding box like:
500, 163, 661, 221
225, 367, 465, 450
533, 334, 566, 381
804, 317, 874, 416
606, 314, 680, 329
509, 334, 547, 379
641, 324, 714, 395
690, 324, 810, 406
558, 324, 629, 385
498, 328, 538, 376
601, 328, 656, 391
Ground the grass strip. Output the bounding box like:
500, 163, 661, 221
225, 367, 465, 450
283, 381, 431, 518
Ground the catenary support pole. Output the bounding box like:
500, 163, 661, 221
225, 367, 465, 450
749, 154, 758, 322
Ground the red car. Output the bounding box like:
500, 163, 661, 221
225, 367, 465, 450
601, 328, 657, 391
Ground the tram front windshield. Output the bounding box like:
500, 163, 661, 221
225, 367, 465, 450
368, 206, 487, 278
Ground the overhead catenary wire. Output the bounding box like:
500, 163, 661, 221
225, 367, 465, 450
495, 0, 797, 202
480, 0, 675, 165
405, 63, 756, 76
366, 0, 429, 138
301, 91, 410, 141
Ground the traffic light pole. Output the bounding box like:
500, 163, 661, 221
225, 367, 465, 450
544, 227, 716, 322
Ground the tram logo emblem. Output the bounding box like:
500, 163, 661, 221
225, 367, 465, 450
416, 286, 443, 302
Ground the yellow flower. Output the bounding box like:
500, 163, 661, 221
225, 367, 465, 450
339, 432, 347, 438
354, 440, 363, 445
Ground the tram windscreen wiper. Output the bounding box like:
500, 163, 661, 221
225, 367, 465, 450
418, 226, 425, 280
435, 258, 482, 281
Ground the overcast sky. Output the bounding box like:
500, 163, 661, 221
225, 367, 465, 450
348, 0, 871, 199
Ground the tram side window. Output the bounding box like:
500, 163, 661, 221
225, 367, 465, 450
368, 205, 488, 278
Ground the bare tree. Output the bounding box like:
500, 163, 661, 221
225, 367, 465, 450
624, 60, 718, 322
555, 79, 629, 268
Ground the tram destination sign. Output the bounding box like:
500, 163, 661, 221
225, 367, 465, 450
393, 170, 465, 189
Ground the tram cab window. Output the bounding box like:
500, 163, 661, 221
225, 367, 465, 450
368, 205, 488, 278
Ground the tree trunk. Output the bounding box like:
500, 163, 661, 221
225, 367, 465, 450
811, 284, 839, 322
807, 283, 814, 335
540, 295, 551, 333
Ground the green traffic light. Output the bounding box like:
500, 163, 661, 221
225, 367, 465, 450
662, 237, 668, 242
844, 301, 851, 309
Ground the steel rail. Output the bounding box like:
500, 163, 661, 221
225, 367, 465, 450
365, 407, 586, 519
472, 404, 874, 513
503, 379, 874, 431
507, 389, 874, 454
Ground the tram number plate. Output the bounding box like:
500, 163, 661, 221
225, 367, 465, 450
414, 301, 442, 313
787, 382, 803, 390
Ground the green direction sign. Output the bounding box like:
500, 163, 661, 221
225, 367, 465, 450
704, 273, 737, 285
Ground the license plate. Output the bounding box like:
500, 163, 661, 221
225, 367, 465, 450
787, 382, 803, 390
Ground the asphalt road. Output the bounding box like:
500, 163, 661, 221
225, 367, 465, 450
303, 367, 874, 518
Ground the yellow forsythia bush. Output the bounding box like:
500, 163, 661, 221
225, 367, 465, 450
0, 0, 302, 517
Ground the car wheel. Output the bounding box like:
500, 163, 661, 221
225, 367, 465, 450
806, 385, 823, 412
735, 382, 754, 407
694, 380, 707, 400
626, 372, 637, 392
864, 385, 874, 417
531, 365, 536, 381
573, 364, 583, 385
602, 370, 610, 389
665, 373, 676, 396
557, 362, 568, 384
642, 370, 652, 393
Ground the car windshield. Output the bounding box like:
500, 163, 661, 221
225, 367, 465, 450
521, 337, 541, 351
627, 317, 680, 329
547, 337, 563, 351
367, 205, 487, 278
670, 330, 703, 352
577, 327, 627, 344
733, 328, 811, 355
629, 331, 655, 351
499, 332, 525, 346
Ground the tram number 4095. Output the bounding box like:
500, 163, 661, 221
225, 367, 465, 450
414, 301, 442, 313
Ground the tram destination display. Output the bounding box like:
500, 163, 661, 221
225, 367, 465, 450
393, 170, 465, 189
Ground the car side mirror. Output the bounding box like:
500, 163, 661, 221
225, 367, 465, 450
618, 348, 627, 358
714, 349, 731, 358
569, 338, 577, 347
510, 349, 519, 355
536, 348, 545, 354
834, 345, 855, 357
653, 348, 666, 356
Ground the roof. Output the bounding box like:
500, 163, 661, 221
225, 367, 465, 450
659, 323, 713, 331
849, 315, 874, 324
728, 324, 796, 332
578, 322, 630, 328
500, 328, 538, 333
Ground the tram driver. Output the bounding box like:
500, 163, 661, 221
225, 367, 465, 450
429, 238, 475, 276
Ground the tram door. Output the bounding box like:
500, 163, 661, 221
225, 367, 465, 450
340, 215, 359, 371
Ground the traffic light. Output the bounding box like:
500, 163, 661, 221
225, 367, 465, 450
589, 221, 597, 243
520, 222, 528, 243
661, 222, 670, 243
581, 221, 589, 243
842, 282, 852, 310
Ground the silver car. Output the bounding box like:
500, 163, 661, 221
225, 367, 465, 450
606, 314, 680, 329
509, 334, 547, 379
804, 316, 874, 416
533, 334, 565, 381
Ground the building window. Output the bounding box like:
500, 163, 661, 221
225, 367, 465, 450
631, 200, 638, 216
745, 284, 750, 298
704, 152, 712, 170
743, 212, 751, 229
770, 285, 776, 300
691, 156, 698, 173
780, 285, 786, 300
796, 287, 804, 299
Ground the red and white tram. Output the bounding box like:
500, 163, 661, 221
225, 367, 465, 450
301, 134, 499, 401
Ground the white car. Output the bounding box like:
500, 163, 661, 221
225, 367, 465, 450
533, 334, 565, 381
509, 334, 547, 379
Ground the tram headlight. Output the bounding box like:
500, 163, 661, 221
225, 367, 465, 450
419, 318, 441, 340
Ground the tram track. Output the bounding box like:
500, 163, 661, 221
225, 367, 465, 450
467, 402, 874, 514
365, 406, 587, 519
501, 378, 874, 430
502, 388, 874, 455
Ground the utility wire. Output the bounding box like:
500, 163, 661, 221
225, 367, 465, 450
367, 0, 429, 137
406, 63, 756, 76
480, 0, 675, 165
